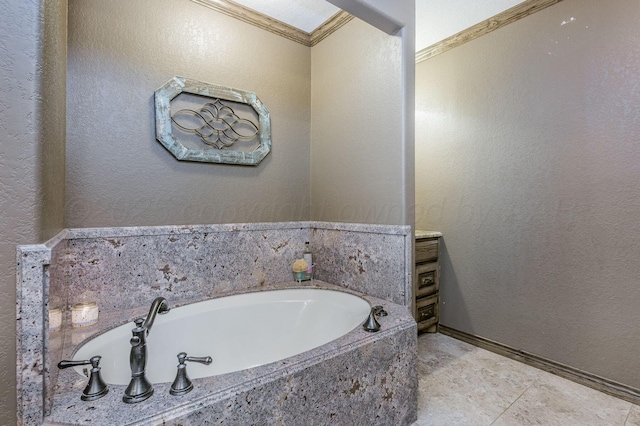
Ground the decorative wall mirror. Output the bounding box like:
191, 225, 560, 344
155, 76, 271, 165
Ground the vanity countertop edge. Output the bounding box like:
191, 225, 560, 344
415, 230, 442, 239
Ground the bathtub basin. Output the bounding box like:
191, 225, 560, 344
73, 288, 371, 385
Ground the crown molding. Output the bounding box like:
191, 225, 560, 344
191, 0, 353, 47
416, 0, 564, 63
310, 11, 354, 46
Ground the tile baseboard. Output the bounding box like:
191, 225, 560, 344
439, 325, 640, 406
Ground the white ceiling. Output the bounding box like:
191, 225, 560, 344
232, 0, 524, 51
232, 0, 340, 33
415, 0, 523, 49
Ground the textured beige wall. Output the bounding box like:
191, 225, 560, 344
416, 0, 640, 388
42, 0, 67, 239
0, 0, 67, 423
67, 0, 311, 227
310, 18, 405, 224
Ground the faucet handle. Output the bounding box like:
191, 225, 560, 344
58, 355, 109, 401
170, 352, 213, 396
372, 305, 388, 317
181, 353, 213, 365
58, 358, 93, 369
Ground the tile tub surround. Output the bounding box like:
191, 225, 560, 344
16, 221, 413, 425
46, 283, 417, 425
312, 221, 414, 305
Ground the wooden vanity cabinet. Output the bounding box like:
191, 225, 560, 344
414, 233, 441, 333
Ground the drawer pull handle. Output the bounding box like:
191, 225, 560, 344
420, 277, 434, 286
418, 305, 435, 320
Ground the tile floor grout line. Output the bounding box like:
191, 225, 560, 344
623, 405, 633, 425
488, 377, 538, 425
418, 334, 635, 425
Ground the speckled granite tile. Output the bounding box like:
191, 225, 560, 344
17, 244, 52, 425
162, 324, 417, 426
58, 222, 411, 315
45, 237, 69, 417
18, 229, 72, 424
64, 221, 312, 239
64, 225, 311, 313
311, 223, 412, 305
312, 221, 410, 235
492, 371, 632, 426
45, 284, 417, 425
20, 221, 414, 426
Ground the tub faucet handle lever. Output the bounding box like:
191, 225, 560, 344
372, 305, 388, 317
170, 351, 213, 396
181, 353, 213, 365
58, 355, 109, 401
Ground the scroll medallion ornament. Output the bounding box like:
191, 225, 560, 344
155, 76, 271, 165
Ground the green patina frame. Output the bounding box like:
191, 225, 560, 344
154, 76, 271, 166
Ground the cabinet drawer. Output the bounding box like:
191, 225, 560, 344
416, 262, 438, 298
417, 317, 438, 333
415, 239, 438, 263
416, 294, 438, 323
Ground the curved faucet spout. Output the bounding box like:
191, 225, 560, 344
123, 297, 170, 403
143, 297, 170, 334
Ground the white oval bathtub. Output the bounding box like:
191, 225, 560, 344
73, 288, 371, 385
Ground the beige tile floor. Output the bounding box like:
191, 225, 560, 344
415, 333, 640, 425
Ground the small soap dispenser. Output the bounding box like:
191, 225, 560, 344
303, 241, 313, 279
